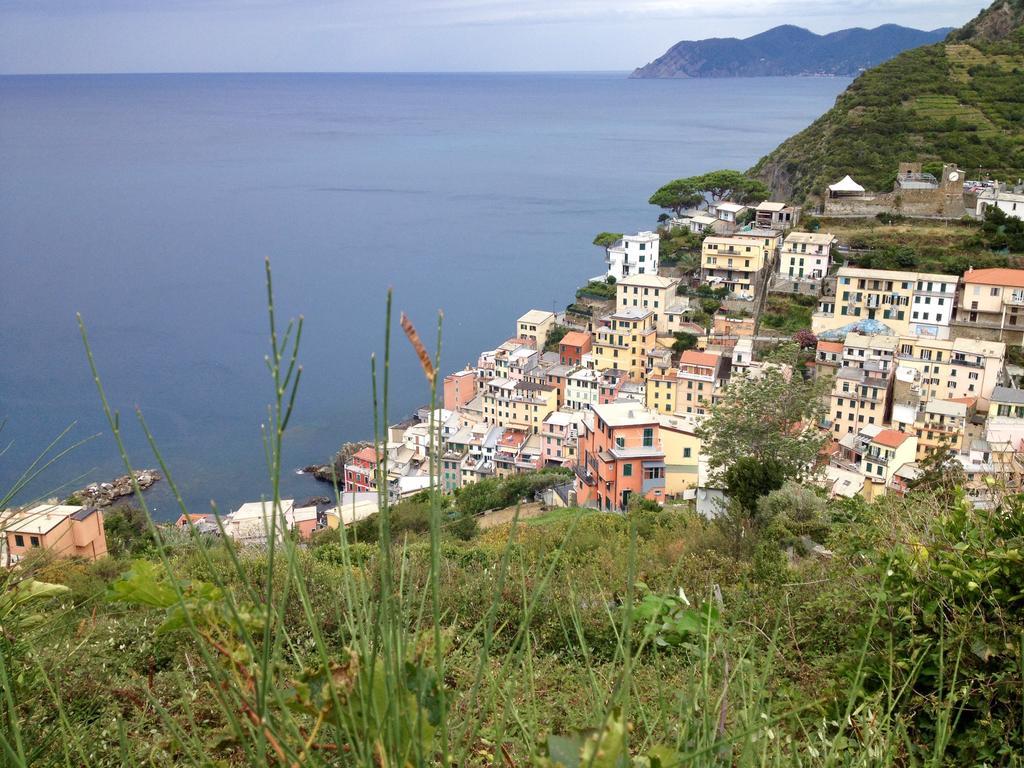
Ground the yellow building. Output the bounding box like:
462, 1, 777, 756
592, 308, 657, 381
813, 267, 958, 338
616, 273, 680, 335
657, 413, 702, 495
481, 378, 558, 435
956, 268, 1024, 343
646, 368, 677, 415
701, 232, 776, 294
861, 429, 918, 500
829, 365, 891, 436
894, 336, 1005, 411
517, 309, 556, 350
910, 397, 973, 461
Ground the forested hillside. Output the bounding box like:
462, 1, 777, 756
750, 0, 1024, 202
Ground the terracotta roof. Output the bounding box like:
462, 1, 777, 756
352, 447, 379, 464
962, 268, 1024, 288
559, 331, 591, 348
872, 429, 911, 448
817, 341, 843, 353
679, 350, 720, 368
947, 396, 977, 406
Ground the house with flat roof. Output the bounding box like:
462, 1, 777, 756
1, 504, 107, 565
574, 403, 666, 512
616, 273, 680, 335
779, 231, 837, 281
605, 231, 660, 281
517, 309, 556, 350
754, 201, 801, 230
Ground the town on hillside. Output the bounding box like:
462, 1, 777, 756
5, 161, 1024, 558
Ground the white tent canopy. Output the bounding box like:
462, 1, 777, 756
828, 175, 865, 194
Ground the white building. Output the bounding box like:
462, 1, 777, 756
976, 185, 1024, 220
606, 231, 660, 281
909, 275, 959, 339
779, 232, 837, 280
565, 368, 600, 412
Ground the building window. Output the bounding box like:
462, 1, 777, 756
30, 536, 40, 547
683, 447, 692, 458
623, 463, 633, 477
642, 428, 654, 447
14, 534, 24, 547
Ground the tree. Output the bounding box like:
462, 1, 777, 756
793, 330, 818, 350
724, 456, 785, 516
648, 178, 703, 217
592, 231, 623, 258
671, 332, 698, 356
906, 440, 966, 503
697, 170, 769, 206
650, 170, 770, 217
696, 367, 828, 483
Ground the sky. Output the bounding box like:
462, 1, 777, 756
0, 0, 992, 75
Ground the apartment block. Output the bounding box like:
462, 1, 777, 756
574, 403, 666, 512
606, 231, 660, 281
481, 378, 558, 434
592, 308, 657, 381
616, 273, 680, 335
814, 268, 958, 339
517, 309, 557, 350
953, 268, 1024, 344
778, 231, 837, 280
701, 231, 777, 295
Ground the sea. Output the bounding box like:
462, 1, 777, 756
0, 72, 850, 519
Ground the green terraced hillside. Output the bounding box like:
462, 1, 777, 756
751, 0, 1024, 203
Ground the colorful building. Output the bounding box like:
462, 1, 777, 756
616, 274, 680, 334
481, 378, 558, 435
861, 429, 918, 500
814, 267, 958, 339
701, 232, 776, 295
1, 504, 107, 565
954, 267, 1024, 344
592, 309, 658, 381
517, 309, 556, 350
344, 446, 380, 493
574, 403, 666, 512
558, 331, 592, 366
443, 369, 478, 411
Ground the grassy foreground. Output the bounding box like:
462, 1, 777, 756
3, 264, 1023, 766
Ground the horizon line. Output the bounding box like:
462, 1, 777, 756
1, 69, 635, 78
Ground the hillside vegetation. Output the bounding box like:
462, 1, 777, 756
750, 0, 1024, 203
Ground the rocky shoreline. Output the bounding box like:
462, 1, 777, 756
301, 441, 374, 484
68, 469, 161, 507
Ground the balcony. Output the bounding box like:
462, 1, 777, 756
864, 452, 889, 467
608, 438, 664, 460
573, 463, 595, 485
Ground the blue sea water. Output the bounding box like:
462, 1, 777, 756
0, 72, 849, 518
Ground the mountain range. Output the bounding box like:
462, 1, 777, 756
630, 24, 952, 79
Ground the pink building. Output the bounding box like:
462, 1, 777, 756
443, 369, 478, 410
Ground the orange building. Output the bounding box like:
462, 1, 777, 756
558, 331, 592, 366
443, 369, 478, 410
2, 504, 107, 565
575, 403, 666, 512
